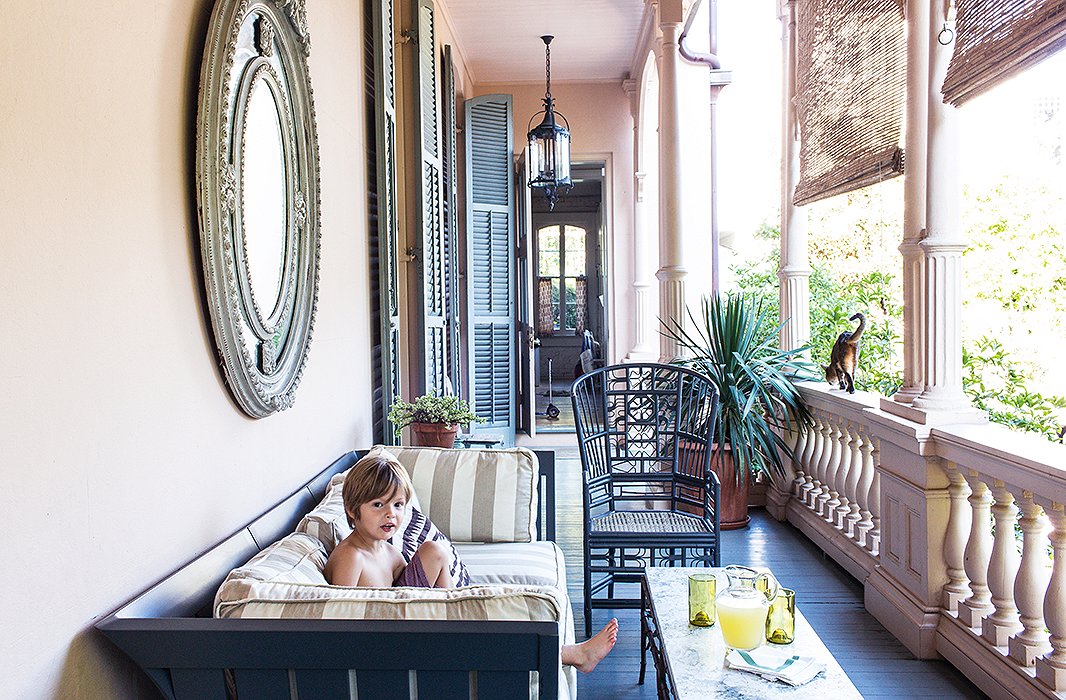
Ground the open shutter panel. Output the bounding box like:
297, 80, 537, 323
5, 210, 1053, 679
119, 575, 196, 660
415, 0, 447, 398
371, 0, 400, 444
441, 45, 462, 399
465, 94, 516, 446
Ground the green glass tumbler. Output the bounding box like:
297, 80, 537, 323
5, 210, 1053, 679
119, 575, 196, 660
688, 573, 716, 627
766, 588, 796, 644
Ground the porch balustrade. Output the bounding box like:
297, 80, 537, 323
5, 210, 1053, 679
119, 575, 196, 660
769, 383, 1066, 698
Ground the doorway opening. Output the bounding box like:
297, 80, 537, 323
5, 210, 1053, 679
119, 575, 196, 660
525, 162, 608, 434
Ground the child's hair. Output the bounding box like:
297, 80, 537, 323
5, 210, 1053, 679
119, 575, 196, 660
341, 452, 413, 528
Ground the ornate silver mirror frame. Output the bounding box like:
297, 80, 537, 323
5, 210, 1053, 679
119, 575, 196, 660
197, 0, 320, 417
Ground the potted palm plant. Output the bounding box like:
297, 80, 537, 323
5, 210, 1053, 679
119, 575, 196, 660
663, 293, 818, 528
387, 394, 483, 448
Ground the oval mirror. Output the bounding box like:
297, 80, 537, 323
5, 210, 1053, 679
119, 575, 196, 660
197, 0, 319, 418
241, 77, 287, 321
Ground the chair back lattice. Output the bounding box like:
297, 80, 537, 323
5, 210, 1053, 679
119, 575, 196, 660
571, 363, 719, 519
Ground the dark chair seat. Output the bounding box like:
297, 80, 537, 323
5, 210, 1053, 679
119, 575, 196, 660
572, 362, 722, 637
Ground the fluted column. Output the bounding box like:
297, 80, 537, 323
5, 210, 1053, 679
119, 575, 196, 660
626, 74, 658, 363
889, 0, 929, 407
777, 0, 810, 352
911, 0, 973, 414
941, 462, 972, 612
958, 476, 995, 627
1009, 494, 1051, 666
982, 483, 1022, 646
656, 1, 687, 361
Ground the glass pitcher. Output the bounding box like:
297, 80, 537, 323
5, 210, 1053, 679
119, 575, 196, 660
716, 565, 779, 650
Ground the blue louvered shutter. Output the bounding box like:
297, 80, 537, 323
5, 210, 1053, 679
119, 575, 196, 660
464, 94, 515, 445
441, 45, 462, 400
414, 0, 446, 398
371, 0, 400, 444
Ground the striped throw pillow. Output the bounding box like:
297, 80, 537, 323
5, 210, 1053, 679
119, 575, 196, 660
384, 446, 539, 543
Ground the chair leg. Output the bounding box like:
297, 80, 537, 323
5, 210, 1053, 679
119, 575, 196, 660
584, 559, 593, 639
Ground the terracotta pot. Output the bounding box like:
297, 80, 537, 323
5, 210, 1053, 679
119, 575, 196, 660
409, 422, 460, 448
710, 444, 751, 530
676, 441, 750, 529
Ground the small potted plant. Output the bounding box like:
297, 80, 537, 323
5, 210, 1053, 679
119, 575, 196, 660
387, 393, 483, 448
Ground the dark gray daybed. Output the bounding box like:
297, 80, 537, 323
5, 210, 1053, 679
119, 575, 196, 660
96, 448, 563, 700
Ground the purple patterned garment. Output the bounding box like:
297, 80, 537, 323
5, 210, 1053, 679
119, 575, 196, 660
393, 551, 432, 588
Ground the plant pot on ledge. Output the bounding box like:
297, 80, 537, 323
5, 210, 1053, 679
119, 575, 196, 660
410, 422, 460, 448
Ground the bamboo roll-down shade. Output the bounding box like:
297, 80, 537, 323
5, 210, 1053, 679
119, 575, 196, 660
794, 0, 906, 206
942, 0, 1066, 106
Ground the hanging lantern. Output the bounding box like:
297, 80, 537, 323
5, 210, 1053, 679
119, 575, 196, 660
527, 35, 572, 210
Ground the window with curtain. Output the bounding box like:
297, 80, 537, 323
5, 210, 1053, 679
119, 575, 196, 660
943, 0, 1066, 106
793, 0, 906, 206
537, 224, 587, 334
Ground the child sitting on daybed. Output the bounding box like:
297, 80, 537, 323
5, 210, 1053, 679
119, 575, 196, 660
324, 450, 619, 673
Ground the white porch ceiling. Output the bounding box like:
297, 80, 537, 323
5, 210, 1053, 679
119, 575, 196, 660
441, 0, 648, 84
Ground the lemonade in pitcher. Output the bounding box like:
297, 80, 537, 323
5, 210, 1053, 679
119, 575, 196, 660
716, 565, 778, 651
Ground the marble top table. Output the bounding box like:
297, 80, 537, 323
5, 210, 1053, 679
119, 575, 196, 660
643, 567, 863, 699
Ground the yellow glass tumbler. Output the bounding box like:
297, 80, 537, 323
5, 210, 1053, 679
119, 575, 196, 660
688, 573, 716, 627
766, 588, 796, 644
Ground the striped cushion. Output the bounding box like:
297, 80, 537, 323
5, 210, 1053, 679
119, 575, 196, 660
385, 446, 539, 543
217, 532, 329, 598
296, 479, 470, 586
215, 580, 565, 622
456, 541, 565, 588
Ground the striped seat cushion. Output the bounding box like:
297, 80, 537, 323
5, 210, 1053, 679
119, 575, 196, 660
385, 446, 539, 543
215, 580, 565, 622
218, 532, 329, 593
456, 541, 565, 588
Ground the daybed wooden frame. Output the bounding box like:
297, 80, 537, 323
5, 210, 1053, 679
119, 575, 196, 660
96, 449, 561, 700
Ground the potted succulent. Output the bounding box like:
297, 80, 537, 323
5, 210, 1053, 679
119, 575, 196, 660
387, 393, 483, 448
663, 293, 818, 528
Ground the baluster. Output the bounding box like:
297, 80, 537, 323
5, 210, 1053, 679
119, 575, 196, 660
817, 419, 841, 518
791, 423, 808, 498
982, 482, 1022, 646
798, 418, 818, 505
1009, 493, 1051, 666
855, 434, 876, 549
941, 461, 972, 612
809, 416, 831, 510
865, 439, 881, 556
958, 475, 995, 628
1037, 505, 1066, 690
828, 420, 849, 527
840, 426, 865, 534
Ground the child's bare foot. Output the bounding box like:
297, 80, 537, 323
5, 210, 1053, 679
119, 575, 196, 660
562, 618, 618, 673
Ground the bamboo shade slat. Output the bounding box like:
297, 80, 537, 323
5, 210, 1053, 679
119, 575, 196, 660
794, 0, 906, 206
943, 0, 1066, 106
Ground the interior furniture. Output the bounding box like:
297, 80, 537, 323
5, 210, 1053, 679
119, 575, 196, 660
641, 566, 863, 699
196, 0, 321, 417
97, 448, 573, 700
571, 362, 721, 637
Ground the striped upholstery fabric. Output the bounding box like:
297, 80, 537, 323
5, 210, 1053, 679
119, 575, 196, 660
385, 446, 539, 543
296, 477, 470, 586
456, 541, 565, 588
215, 532, 330, 608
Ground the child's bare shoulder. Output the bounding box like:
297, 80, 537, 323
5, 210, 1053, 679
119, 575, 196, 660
324, 540, 367, 586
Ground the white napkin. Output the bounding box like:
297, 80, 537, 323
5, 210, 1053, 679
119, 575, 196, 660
725, 646, 826, 686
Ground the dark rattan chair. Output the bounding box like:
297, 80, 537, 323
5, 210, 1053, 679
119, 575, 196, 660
571, 362, 721, 637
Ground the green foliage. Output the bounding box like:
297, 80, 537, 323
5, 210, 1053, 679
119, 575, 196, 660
663, 293, 820, 481
387, 394, 482, 438
962, 337, 1066, 441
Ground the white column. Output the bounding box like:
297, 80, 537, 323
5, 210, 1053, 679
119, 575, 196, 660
982, 483, 1022, 646
887, 0, 929, 408
657, 0, 687, 361
910, 1, 981, 419
777, 0, 810, 352
625, 76, 658, 363
941, 462, 972, 612
1037, 505, 1066, 690
958, 476, 994, 627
